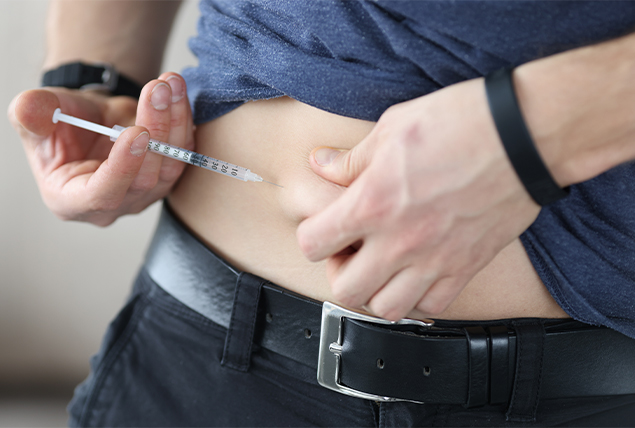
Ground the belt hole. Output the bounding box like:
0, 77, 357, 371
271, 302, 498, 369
376, 359, 385, 369
266, 313, 273, 323
423, 366, 431, 376
304, 328, 312, 339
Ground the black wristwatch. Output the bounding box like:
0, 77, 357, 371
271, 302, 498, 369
41, 62, 143, 99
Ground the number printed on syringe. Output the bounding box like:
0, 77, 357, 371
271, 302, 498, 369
144, 138, 279, 185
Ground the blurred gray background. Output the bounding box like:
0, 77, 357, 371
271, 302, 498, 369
0, 1, 200, 425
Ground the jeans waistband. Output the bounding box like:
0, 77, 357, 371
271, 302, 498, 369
144, 203, 635, 414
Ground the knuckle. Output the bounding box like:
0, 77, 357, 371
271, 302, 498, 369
395, 122, 423, 150
352, 187, 391, 226
91, 216, 116, 228
341, 150, 360, 181
45, 188, 122, 225
52, 209, 74, 222
86, 195, 120, 213
390, 229, 428, 261
170, 107, 187, 126
45, 195, 75, 222
148, 121, 171, 138
128, 202, 151, 215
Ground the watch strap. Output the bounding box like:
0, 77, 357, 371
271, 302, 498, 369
42, 62, 142, 99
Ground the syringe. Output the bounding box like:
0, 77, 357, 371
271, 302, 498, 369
52, 108, 282, 187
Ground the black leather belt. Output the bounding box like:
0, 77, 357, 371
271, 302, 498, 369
145, 204, 635, 407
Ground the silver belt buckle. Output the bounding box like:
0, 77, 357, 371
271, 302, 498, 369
317, 301, 434, 403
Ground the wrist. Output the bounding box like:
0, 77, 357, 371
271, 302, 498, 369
513, 32, 635, 187
41, 62, 143, 99
485, 68, 569, 206
44, 0, 181, 85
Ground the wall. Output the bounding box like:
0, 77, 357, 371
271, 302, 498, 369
0, 0, 200, 391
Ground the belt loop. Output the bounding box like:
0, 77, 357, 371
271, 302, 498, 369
487, 325, 510, 405
464, 326, 489, 408
506, 320, 546, 422
221, 272, 263, 372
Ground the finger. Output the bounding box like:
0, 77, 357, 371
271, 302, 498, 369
84, 126, 150, 208
11, 88, 107, 142
416, 275, 470, 317
10, 88, 107, 178
9, 89, 59, 141
309, 121, 384, 186
296, 189, 365, 261
309, 143, 372, 187
327, 239, 399, 309
131, 79, 173, 190
163, 73, 192, 147
366, 268, 436, 321
158, 72, 194, 183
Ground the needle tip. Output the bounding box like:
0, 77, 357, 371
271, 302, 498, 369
263, 180, 284, 188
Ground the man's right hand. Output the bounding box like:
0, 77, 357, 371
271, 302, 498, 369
8, 72, 194, 226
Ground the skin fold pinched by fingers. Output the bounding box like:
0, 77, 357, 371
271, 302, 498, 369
299, 78, 541, 321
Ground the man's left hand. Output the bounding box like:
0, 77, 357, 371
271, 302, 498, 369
296, 77, 541, 320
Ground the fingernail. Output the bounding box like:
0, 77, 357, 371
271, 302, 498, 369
130, 132, 149, 156
150, 83, 170, 110
314, 148, 341, 166
166, 76, 184, 103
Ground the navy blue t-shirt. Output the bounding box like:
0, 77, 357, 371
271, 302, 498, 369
183, 0, 635, 338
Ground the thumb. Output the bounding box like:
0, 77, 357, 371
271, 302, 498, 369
309, 144, 371, 187
9, 89, 59, 140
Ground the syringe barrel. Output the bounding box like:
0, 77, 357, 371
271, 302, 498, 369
147, 138, 254, 182
53, 114, 268, 184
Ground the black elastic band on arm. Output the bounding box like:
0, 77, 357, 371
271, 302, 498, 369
485, 68, 569, 206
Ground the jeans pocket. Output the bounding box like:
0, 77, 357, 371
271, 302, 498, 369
67, 290, 149, 427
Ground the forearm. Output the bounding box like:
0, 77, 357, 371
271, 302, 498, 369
44, 0, 182, 85
514, 31, 635, 188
